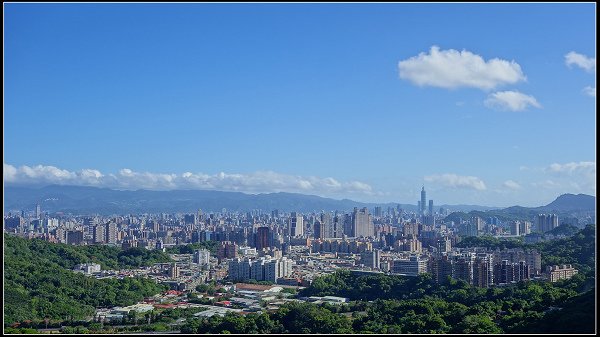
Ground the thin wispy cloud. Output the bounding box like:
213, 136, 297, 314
424, 173, 486, 191
484, 90, 541, 111
565, 51, 596, 73
546, 161, 596, 183
3, 163, 376, 196
503, 180, 522, 190
398, 46, 526, 90
531, 180, 561, 189
583, 86, 596, 97
546, 161, 595, 175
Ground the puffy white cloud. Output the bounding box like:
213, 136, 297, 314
484, 90, 542, 111
503, 180, 522, 190
3, 163, 375, 197
583, 86, 596, 97
424, 173, 486, 190
398, 46, 526, 90
565, 51, 596, 73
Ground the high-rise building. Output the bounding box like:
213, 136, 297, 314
510, 221, 520, 236
93, 224, 106, 243
360, 249, 381, 269
256, 226, 270, 250
453, 254, 474, 284
184, 214, 196, 225
465, 217, 483, 236
373, 206, 382, 217
67, 230, 84, 245
169, 263, 180, 278
494, 260, 514, 284
320, 212, 333, 238
437, 237, 451, 252
536, 214, 559, 233
4, 216, 24, 231
352, 207, 374, 238
428, 200, 433, 216
228, 257, 292, 282
473, 254, 494, 288
428, 254, 453, 283
403, 222, 419, 236
519, 221, 532, 236
217, 241, 238, 262
288, 212, 304, 237
313, 220, 323, 239
194, 249, 211, 266
342, 214, 353, 238
421, 186, 427, 215
35, 204, 41, 219
83, 217, 96, 239
332, 213, 344, 238
105, 222, 118, 244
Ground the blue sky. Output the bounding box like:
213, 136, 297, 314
4, 3, 596, 207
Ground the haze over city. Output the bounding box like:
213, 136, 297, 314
4, 3, 596, 207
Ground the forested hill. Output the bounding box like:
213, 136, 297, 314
4, 235, 171, 325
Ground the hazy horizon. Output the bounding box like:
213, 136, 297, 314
5, 181, 596, 209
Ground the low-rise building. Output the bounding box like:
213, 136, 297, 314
547, 264, 578, 282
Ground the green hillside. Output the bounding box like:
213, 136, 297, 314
4, 235, 170, 326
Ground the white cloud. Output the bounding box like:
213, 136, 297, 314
546, 161, 595, 175
503, 180, 522, 190
484, 90, 542, 111
424, 173, 486, 190
3, 163, 375, 197
583, 86, 596, 97
544, 161, 596, 192
398, 46, 526, 90
565, 51, 596, 73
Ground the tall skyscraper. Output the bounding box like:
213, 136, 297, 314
332, 212, 344, 238
352, 207, 374, 238
420, 186, 427, 215
536, 214, 559, 233
373, 206, 382, 217
35, 204, 41, 219
256, 226, 270, 250
105, 222, 118, 244
428, 200, 433, 216
288, 212, 304, 237
320, 212, 333, 239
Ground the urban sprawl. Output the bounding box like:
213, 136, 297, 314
3, 187, 586, 322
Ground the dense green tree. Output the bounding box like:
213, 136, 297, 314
4, 235, 168, 325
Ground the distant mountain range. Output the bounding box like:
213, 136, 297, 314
4, 185, 502, 215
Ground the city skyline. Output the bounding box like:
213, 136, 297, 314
4, 3, 596, 207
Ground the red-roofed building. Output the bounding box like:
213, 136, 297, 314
165, 290, 183, 296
